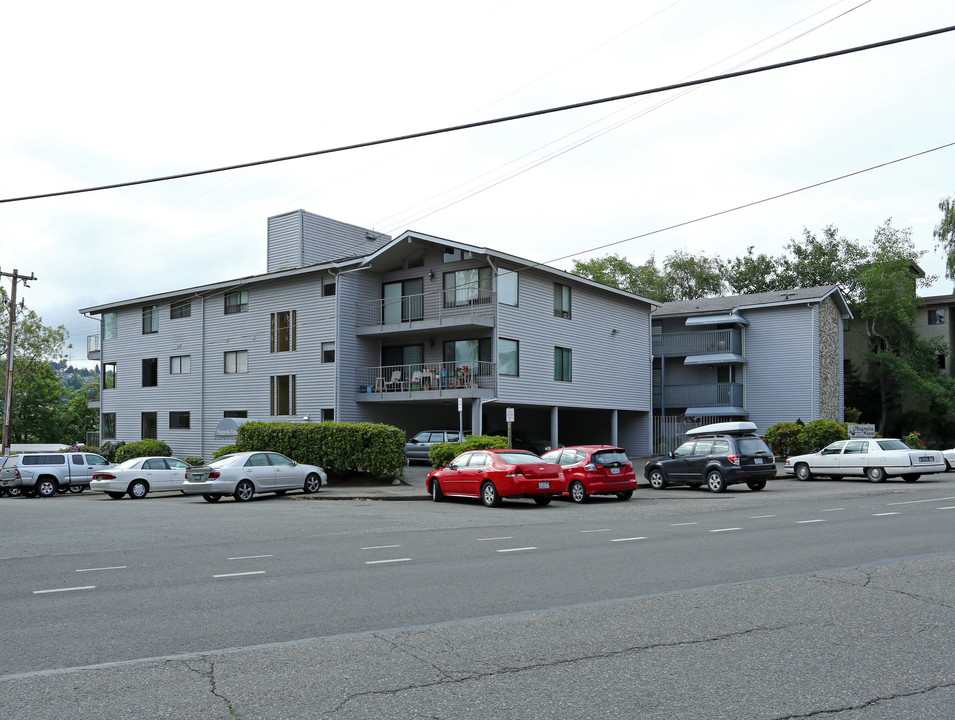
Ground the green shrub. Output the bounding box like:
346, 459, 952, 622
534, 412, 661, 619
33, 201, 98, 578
763, 422, 807, 457
902, 431, 926, 449
213, 444, 238, 459
428, 435, 509, 468
98, 440, 126, 462
802, 419, 848, 451
182, 456, 207, 466
115, 439, 173, 463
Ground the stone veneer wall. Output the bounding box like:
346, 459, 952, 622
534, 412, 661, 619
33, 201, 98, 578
818, 296, 843, 421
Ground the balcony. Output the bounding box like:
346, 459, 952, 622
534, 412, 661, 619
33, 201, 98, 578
653, 382, 744, 413
652, 329, 742, 359
87, 386, 100, 409
356, 288, 496, 337
87, 334, 101, 360
355, 360, 496, 402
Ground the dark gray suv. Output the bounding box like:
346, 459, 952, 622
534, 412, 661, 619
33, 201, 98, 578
404, 430, 468, 465
643, 421, 775, 493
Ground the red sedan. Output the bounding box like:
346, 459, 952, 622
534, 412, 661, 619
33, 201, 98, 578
540, 445, 637, 502
427, 449, 566, 507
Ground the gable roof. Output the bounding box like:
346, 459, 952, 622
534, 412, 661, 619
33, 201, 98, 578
652, 285, 852, 319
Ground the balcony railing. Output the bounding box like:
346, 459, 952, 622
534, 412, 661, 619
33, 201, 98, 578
356, 288, 496, 329
87, 334, 101, 360
652, 329, 742, 358
652, 382, 743, 408
356, 360, 495, 395
86, 386, 101, 409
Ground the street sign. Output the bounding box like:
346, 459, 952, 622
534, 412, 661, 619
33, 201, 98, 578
506, 407, 515, 423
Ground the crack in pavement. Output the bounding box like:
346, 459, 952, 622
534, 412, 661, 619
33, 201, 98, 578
811, 570, 954, 609
770, 680, 955, 718
181, 658, 239, 718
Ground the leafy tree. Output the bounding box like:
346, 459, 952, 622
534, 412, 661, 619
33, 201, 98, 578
934, 193, 955, 281
776, 225, 869, 299
720, 246, 785, 295
663, 250, 724, 301
571, 253, 670, 300
60, 381, 100, 445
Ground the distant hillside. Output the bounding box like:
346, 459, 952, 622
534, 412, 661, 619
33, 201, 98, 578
51, 362, 99, 390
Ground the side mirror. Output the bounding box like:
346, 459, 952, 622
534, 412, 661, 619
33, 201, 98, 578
668, 451, 674, 458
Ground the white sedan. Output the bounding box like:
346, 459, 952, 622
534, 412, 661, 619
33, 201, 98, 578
785, 439, 946, 483
182, 451, 327, 502
90, 456, 193, 499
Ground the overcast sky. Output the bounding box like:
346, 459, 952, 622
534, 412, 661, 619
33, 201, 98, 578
2, 0, 954, 368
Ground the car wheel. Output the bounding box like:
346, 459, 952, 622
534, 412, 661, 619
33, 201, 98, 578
106, 491, 125, 500
303, 473, 322, 494
866, 466, 886, 483
616, 490, 633, 500
128, 480, 148, 499
5, 487, 21, 498
747, 480, 766, 491
481, 481, 501, 507
68, 485, 84, 494
569, 480, 587, 503
430, 478, 444, 502
35, 479, 57, 498
902, 474, 920, 483
706, 470, 727, 493
533, 495, 552, 506
57, 487, 68, 494
203, 494, 221, 503
233, 480, 255, 502
794, 463, 812, 481
648, 468, 667, 489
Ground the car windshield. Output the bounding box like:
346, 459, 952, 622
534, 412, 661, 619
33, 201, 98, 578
494, 451, 540, 464
876, 439, 910, 451
737, 437, 771, 455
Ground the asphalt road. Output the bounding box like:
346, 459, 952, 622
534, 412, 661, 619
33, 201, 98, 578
1, 475, 953, 719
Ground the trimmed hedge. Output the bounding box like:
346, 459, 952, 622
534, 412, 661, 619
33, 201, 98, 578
182, 456, 207, 467
115, 439, 173, 463
428, 435, 509, 468
764, 419, 849, 456
234, 421, 404, 480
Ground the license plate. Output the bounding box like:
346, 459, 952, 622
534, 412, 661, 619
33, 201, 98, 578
190, 474, 204, 481
918, 456, 933, 463
538, 481, 550, 489
754, 458, 763, 464
610, 467, 620, 474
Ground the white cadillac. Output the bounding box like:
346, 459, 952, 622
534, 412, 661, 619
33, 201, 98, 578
785, 438, 946, 483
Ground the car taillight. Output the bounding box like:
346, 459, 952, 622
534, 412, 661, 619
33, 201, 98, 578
94, 473, 115, 480
506, 469, 525, 478
728, 455, 740, 465
208, 471, 220, 479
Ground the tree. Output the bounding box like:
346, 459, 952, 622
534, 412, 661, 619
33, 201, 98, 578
721, 246, 785, 295
662, 250, 724, 301
571, 253, 670, 300
776, 225, 869, 299
934, 193, 955, 281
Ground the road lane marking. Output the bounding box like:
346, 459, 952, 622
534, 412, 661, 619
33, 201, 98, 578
497, 547, 537, 553
797, 519, 825, 524
478, 536, 513, 541
937, 506, 955, 510
670, 522, 698, 526
888, 496, 955, 506
610, 537, 647, 542
873, 512, 900, 517
821, 508, 845, 512
213, 571, 266, 578
34, 586, 95, 595
361, 545, 400, 550
76, 566, 126, 572
365, 558, 412, 565
579, 529, 612, 533
748, 515, 774, 519
228, 555, 273, 560
710, 528, 741, 533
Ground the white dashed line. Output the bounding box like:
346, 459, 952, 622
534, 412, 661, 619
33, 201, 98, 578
497, 547, 537, 553
579, 529, 612, 533
710, 528, 741, 533
361, 545, 400, 550
213, 571, 266, 578
937, 506, 955, 510
797, 519, 825, 524
821, 508, 845, 512
228, 555, 273, 560
888, 496, 955, 506
610, 537, 647, 542
365, 558, 412, 565
748, 515, 775, 519
34, 586, 95, 595
76, 566, 126, 572
873, 512, 900, 517
670, 522, 698, 526
478, 536, 513, 541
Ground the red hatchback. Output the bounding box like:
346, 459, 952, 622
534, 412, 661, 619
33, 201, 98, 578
427, 449, 566, 507
540, 446, 637, 502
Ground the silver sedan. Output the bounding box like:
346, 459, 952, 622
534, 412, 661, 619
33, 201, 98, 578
90, 456, 192, 499
182, 451, 327, 502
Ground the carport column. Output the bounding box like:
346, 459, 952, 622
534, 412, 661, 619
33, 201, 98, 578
550, 406, 559, 449
471, 400, 483, 437
610, 410, 618, 446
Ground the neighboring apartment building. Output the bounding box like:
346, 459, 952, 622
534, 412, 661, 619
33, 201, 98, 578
650, 286, 852, 450
80, 210, 659, 460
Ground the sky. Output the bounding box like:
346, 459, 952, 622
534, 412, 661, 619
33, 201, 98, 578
2, 0, 954, 369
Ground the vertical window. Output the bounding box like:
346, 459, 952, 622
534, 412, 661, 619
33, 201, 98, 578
142, 358, 158, 387
270, 311, 297, 352
102, 413, 116, 440
170, 299, 191, 319
499, 339, 519, 376
169, 411, 190, 429
322, 342, 336, 363
497, 268, 518, 306
443, 268, 491, 308
554, 284, 571, 319
224, 350, 248, 374
382, 279, 424, 323
103, 313, 117, 340
170, 355, 191, 374
322, 276, 336, 297
321, 408, 335, 422
142, 305, 158, 334
554, 347, 572, 382
929, 308, 946, 325
225, 290, 248, 314
270, 375, 296, 416
103, 362, 117, 389
141, 412, 157, 439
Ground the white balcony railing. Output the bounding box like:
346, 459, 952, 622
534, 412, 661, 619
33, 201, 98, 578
87, 334, 101, 360
356, 360, 495, 394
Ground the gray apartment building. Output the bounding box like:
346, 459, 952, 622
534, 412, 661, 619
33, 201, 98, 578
81, 210, 659, 461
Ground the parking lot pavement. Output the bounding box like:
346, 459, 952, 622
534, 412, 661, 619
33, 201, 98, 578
313, 463, 432, 501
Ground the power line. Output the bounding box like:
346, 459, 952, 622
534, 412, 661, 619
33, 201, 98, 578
2, 24, 953, 206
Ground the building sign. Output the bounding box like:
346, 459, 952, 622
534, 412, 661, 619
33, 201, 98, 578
847, 423, 876, 438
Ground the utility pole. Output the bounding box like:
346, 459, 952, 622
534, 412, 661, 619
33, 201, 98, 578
2, 269, 36, 455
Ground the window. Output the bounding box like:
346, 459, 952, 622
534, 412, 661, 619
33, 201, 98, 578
224, 410, 247, 418
225, 290, 248, 314
443, 246, 472, 262
717, 366, 736, 384
322, 276, 336, 297
169, 411, 190, 429
443, 339, 491, 368
554, 346, 572, 382
142, 358, 158, 387
224, 350, 248, 374
939, 354, 947, 370
321, 408, 335, 422
103, 312, 117, 340
103, 362, 116, 390
322, 342, 336, 363
443, 268, 491, 308
102, 413, 116, 440
497, 268, 518, 306
554, 283, 571, 319
842, 319, 850, 332
929, 308, 946, 325
170, 355, 191, 374
382, 279, 424, 323
142, 412, 157, 440
170, 299, 191, 319
499, 338, 519, 376
142, 305, 158, 334
270, 310, 297, 352
270, 375, 296, 416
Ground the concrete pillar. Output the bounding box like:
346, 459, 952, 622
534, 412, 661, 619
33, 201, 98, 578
471, 399, 483, 436
550, 406, 559, 449
610, 409, 618, 446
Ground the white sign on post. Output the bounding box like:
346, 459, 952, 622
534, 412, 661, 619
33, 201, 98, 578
506, 407, 515, 423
